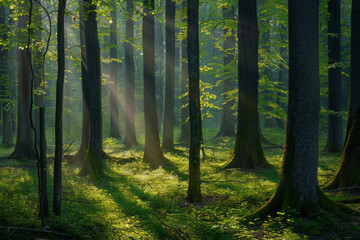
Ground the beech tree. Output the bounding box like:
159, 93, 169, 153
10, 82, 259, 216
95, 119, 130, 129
187, 0, 202, 203
224, 0, 268, 169
249, 0, 355, 218
143, 0, 165, 167
123, 0, 138, 146
79, 0, 104, 179
323, 0, 360, 190
162, 0, 176, 151
324, 0, 343, 153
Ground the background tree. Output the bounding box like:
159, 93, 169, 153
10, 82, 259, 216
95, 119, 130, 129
79, 0, 104, 179
162, 0, 176, 151
123, 0, 138, 146
11, 1, 36, 159
323, 0, 360, 190
109, 3, 121, 139
224, 0, 268, 169
187, 0, 202, 203
216, 4, 236, 138
324, 0, 343, 153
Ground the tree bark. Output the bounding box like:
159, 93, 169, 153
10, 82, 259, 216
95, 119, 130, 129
224, 1, 268, 169
248, 0, 356, 219
162, 0, 176, 151
123, 0, 138, 146
155, 0, 164, 132
186, 0, 202, 203
143, 0, 165, 167
79, 0, 104, 179
53, 0, 66, 216
323, 0, 360, 190
109, 4, 121, 139
11, 1, 36, 159
179, 1, 190, 143
216, 5, 236, 138
0, 6, 13, 146
324, 0, 343, 153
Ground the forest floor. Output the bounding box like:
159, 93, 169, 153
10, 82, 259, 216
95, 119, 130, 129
1, 128, 360, 239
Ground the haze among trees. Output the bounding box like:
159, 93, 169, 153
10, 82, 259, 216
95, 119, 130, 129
1, 0, 360, 239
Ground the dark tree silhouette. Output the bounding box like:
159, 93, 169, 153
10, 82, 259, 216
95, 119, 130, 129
224, 0, 268, 169
187, 0, 202, 203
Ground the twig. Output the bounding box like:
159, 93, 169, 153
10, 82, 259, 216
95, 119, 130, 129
336, 197, 360, 204
63, 140, 74, 155
153, 214, 190, 240
323, 186, 360, 193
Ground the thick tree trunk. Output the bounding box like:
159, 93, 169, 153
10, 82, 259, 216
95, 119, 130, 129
123, 0, 138, 146
216, 5, 236, 138
323, 0, 360, 190
109, 4, 121, 139
0, 7, 13, 146
224, 1, 268, 169
324, 0, 343, 153
248, 0, 356, 219
179, 1, 190, 143
143, 0, 165, 167
11, 2, 36, 159
79, 0, 104, 179
53, 0, 66, 216
187, 0, 202, 203
162, 0, 176, 151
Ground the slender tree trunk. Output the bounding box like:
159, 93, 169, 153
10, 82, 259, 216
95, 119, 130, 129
324, 0, 343, 153
179, 1, 190, 143
79, 0, 104, 179
275, 24, 286, 129
0, 7, 13, 146
248, 0, 355, 219
143, 0, 165, 167
216, 5, 236, 138
224, 1, 268, 169
109, 4, 121, 139
155, 0, 164, 131
124, 0, 138, 146
323, 0, 360, 190
11, 1, 36, 159
162, 0, 176, 151
53, 0, 66, 216
65, 15, 71, 142
187, 0, 202, 203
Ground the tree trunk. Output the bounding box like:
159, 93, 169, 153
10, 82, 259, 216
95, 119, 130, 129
109, 4, 121, 139
65, 15, 71, 142
324, 0, 343, 153
79, 0, 104, 179
179, 1, 190, 143
224, 1, 268, 169
216, 5, 236, 138
11, 1, 36, 159
123, 0, 138, 146
275, 24, 286, 129
53, 0, 66, 216
323, 0, 360, 190
155, 0, 164, 131
143, 0, 165, 167
162, 0, 176, 151
249, 0, 355, 219
186, 0, 202, 203
0, 6, 13, 146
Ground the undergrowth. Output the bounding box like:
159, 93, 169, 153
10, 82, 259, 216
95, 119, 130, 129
0, 128, 359, 239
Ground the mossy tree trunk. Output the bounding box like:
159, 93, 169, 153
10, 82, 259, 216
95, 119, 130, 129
248, 0, 356, 219
79, 0, 104, 180
216, 5, 236, 138
324, 0, 343, 153
11, 1, 36, 159
323, 0, 360, 190
143, 0, 166, 167
179, 1, 190, 143
109, 4, 121, 139
224, 1, 268, 169
123, 0, 138, 146
187, 0, 202, 203
162, 0, 176, 151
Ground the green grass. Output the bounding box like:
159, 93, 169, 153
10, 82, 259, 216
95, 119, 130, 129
0, 128, 359, 239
